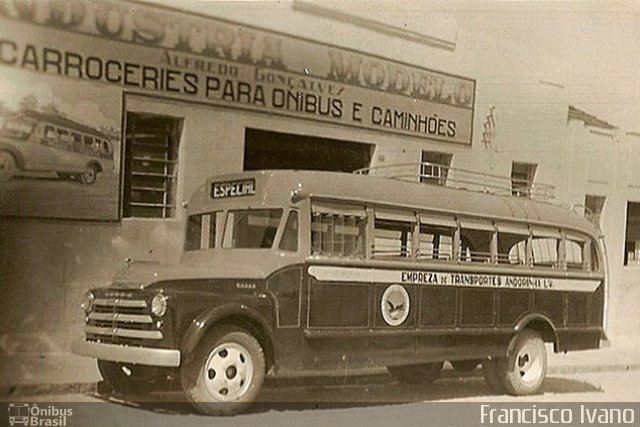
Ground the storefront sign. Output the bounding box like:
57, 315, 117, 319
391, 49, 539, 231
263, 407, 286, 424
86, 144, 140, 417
0, 0, 475, 145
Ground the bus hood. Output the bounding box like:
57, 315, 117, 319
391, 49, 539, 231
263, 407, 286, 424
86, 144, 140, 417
110, 251, 293, 289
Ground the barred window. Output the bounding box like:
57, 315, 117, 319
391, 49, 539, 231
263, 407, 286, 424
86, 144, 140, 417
123, 112, 183, 219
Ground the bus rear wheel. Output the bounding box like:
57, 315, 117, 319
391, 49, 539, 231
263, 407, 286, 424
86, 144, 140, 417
387, 361, 443, 385
0, 151, 17, 182
498, 330, 547, 395
181, 326, 265, 416
80, 164, 98, 185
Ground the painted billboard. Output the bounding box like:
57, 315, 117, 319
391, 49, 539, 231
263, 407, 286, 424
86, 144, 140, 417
0, 0, 475, 220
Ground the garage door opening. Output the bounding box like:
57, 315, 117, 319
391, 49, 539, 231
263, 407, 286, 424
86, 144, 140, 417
244, 129, 374, 173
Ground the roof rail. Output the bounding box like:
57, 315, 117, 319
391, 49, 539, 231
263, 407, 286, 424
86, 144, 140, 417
353, 162, 555, 201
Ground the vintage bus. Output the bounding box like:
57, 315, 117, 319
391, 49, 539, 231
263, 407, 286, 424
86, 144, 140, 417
72, 167, 605, 415
0, 110, 114, 184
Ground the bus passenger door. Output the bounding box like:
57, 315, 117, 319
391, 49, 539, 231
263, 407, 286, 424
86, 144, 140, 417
266, 266, 305, 371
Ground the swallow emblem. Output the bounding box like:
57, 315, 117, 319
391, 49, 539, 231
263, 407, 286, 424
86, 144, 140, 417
381, 284, 410, 326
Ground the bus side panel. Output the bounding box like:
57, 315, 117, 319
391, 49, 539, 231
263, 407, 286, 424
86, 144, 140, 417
305, 277, 373, 370
534, 290, 565, 326
497, 289, 531, 325
308, 280, 369, 328
460, 288, 494, 326
418, 286, 456, 327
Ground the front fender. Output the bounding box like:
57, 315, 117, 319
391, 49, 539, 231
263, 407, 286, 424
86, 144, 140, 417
180, 303, 274, 365
0, 141, 25, 169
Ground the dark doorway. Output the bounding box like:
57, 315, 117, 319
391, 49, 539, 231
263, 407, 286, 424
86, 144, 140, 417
244, 129, 374, 173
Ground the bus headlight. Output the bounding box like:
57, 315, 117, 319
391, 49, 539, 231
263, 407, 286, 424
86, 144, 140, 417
151, 293, 167, 317
81, 291, 94, 313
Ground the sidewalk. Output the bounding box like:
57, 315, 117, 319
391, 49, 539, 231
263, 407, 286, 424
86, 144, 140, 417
1, 337, 639, 398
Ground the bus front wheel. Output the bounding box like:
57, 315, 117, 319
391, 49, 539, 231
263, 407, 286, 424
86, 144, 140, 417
0, 151, 17, 182
387, 361, 443, 385
80, 164, 98, 185
499, 330, 547, 395
181, 326, 266, 416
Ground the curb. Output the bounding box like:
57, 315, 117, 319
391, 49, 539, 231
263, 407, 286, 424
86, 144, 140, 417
3, 362, 640, 398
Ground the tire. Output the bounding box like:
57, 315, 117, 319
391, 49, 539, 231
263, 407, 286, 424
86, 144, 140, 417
451, 359, 481, 372
482, 357, 506, 393
79, 164, 98, 185
387, 361, 443, 385
497, 330, 547, 395
0, 151, 17, 182
97, 360, 160, 395
181, 326, 266, 416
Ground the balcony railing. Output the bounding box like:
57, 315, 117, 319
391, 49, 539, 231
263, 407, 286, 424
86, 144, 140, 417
354, 162, 555, 201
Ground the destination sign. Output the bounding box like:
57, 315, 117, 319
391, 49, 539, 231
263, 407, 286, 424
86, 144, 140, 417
211, 179, 256, 199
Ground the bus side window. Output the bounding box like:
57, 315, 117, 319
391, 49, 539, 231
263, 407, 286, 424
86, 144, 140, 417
311, 203, 366, 257
459, 219, 494, 263
565, 234, 585, 270
279, 211, 299, 252
58, 129, 71, 143
531, 227, 561, 268
84, 135, 94, 148
418, 214, 456, 261
497, 224, 530, 265
45, 125, 57, 140
373, 211, 415, 259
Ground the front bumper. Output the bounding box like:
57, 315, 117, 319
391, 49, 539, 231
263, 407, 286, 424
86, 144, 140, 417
71, 338, 181, 367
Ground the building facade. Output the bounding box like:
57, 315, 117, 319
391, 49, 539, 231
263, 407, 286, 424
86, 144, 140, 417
0, 0, 638, 353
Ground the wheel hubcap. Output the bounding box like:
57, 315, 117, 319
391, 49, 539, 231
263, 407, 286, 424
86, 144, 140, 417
203, 342, 253, 401
84, 169, 95, 182
516, 342, 543, 385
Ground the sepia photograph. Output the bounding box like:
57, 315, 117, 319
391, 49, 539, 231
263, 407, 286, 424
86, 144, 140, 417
0, 0, 639, 426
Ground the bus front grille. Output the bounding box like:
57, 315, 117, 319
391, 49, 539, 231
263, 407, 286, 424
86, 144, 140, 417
85, 297, 163, 341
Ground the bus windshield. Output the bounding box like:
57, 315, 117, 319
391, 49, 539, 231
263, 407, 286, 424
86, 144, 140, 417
223, 209, 283, 249
1, 116, 35, 140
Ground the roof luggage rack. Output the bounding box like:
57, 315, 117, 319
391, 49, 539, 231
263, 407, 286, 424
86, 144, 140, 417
353, 162, 555, 201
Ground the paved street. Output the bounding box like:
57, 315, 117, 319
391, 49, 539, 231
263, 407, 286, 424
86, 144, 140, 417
8, 370, 640, 427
